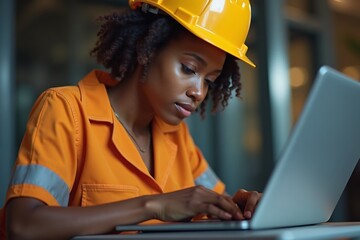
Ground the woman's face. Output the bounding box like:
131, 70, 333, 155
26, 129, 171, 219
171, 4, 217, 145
142, 31, 226, 125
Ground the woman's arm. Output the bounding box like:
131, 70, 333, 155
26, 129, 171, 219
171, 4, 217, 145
6, 196, 151, 240
6, 186, 243, 240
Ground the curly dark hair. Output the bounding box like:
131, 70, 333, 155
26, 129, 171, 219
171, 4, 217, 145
90, 9, 242, 117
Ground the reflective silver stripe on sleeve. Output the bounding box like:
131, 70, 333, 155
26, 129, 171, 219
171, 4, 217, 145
194, 167, 219, 190
10, 164, 70, 206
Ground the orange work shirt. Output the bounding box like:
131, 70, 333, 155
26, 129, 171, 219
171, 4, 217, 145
1, 70, 224, 237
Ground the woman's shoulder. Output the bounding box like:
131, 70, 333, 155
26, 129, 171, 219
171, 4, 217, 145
35, 86, 82, 111
38, 69, 102, 105
48, 85, 81, 98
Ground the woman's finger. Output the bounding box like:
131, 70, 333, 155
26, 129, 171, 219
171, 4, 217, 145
243, 191, 262, 218
200, 189, 244, 220
189, 186, 243, 220
232, 189, 251, 207
198, 203, 234, 220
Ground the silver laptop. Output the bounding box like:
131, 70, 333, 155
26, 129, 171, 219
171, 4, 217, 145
116, 66, 360, 232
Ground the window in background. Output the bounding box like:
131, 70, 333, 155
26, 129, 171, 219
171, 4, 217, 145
330, 0, 360, 81
15, 1, 127, 145
329, 0, 360, 221
285, 0, 316, 15
284, 0, 317, 125
288, 31, 315, 126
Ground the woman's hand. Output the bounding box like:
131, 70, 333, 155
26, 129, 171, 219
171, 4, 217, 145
232, 189, 262, 219
144, 186, 244, 222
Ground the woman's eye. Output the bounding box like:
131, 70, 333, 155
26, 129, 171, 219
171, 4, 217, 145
181, 64, 196, 75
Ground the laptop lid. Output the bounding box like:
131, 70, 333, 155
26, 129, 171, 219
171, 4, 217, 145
115, 66, 360, 232
250, 65, 360, 229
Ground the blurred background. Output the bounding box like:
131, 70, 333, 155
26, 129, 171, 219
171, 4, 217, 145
1, 0, 360, 221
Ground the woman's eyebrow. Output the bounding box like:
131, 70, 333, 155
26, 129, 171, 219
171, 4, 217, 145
184, 52, 207, 66
184, 52, 223, 73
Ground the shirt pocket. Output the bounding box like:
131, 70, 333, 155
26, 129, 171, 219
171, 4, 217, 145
81, 184, 139, 206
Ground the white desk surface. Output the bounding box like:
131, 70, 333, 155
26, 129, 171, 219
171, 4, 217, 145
73, 222, 360, 240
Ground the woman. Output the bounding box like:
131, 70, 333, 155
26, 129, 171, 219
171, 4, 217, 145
2, 0, 261, 239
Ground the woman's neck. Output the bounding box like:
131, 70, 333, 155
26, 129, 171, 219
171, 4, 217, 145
107, 73, 154, 135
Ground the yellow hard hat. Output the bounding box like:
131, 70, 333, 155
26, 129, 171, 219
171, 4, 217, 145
129, 0, 255, 67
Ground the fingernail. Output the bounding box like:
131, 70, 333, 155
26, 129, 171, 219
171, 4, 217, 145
224, 212, 232, 219
245, 211, 252, 219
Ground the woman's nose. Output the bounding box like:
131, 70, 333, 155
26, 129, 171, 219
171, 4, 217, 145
186, 77, 207, 102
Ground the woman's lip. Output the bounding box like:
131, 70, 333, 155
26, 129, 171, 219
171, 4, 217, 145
176, 102, 195, 112
175, 103, 194, 118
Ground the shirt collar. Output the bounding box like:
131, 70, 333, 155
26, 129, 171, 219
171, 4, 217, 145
78, 69, 114, 123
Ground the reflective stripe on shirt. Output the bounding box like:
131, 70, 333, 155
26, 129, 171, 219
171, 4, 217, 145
10, 164, 70, 206
195, 167, 219, 190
